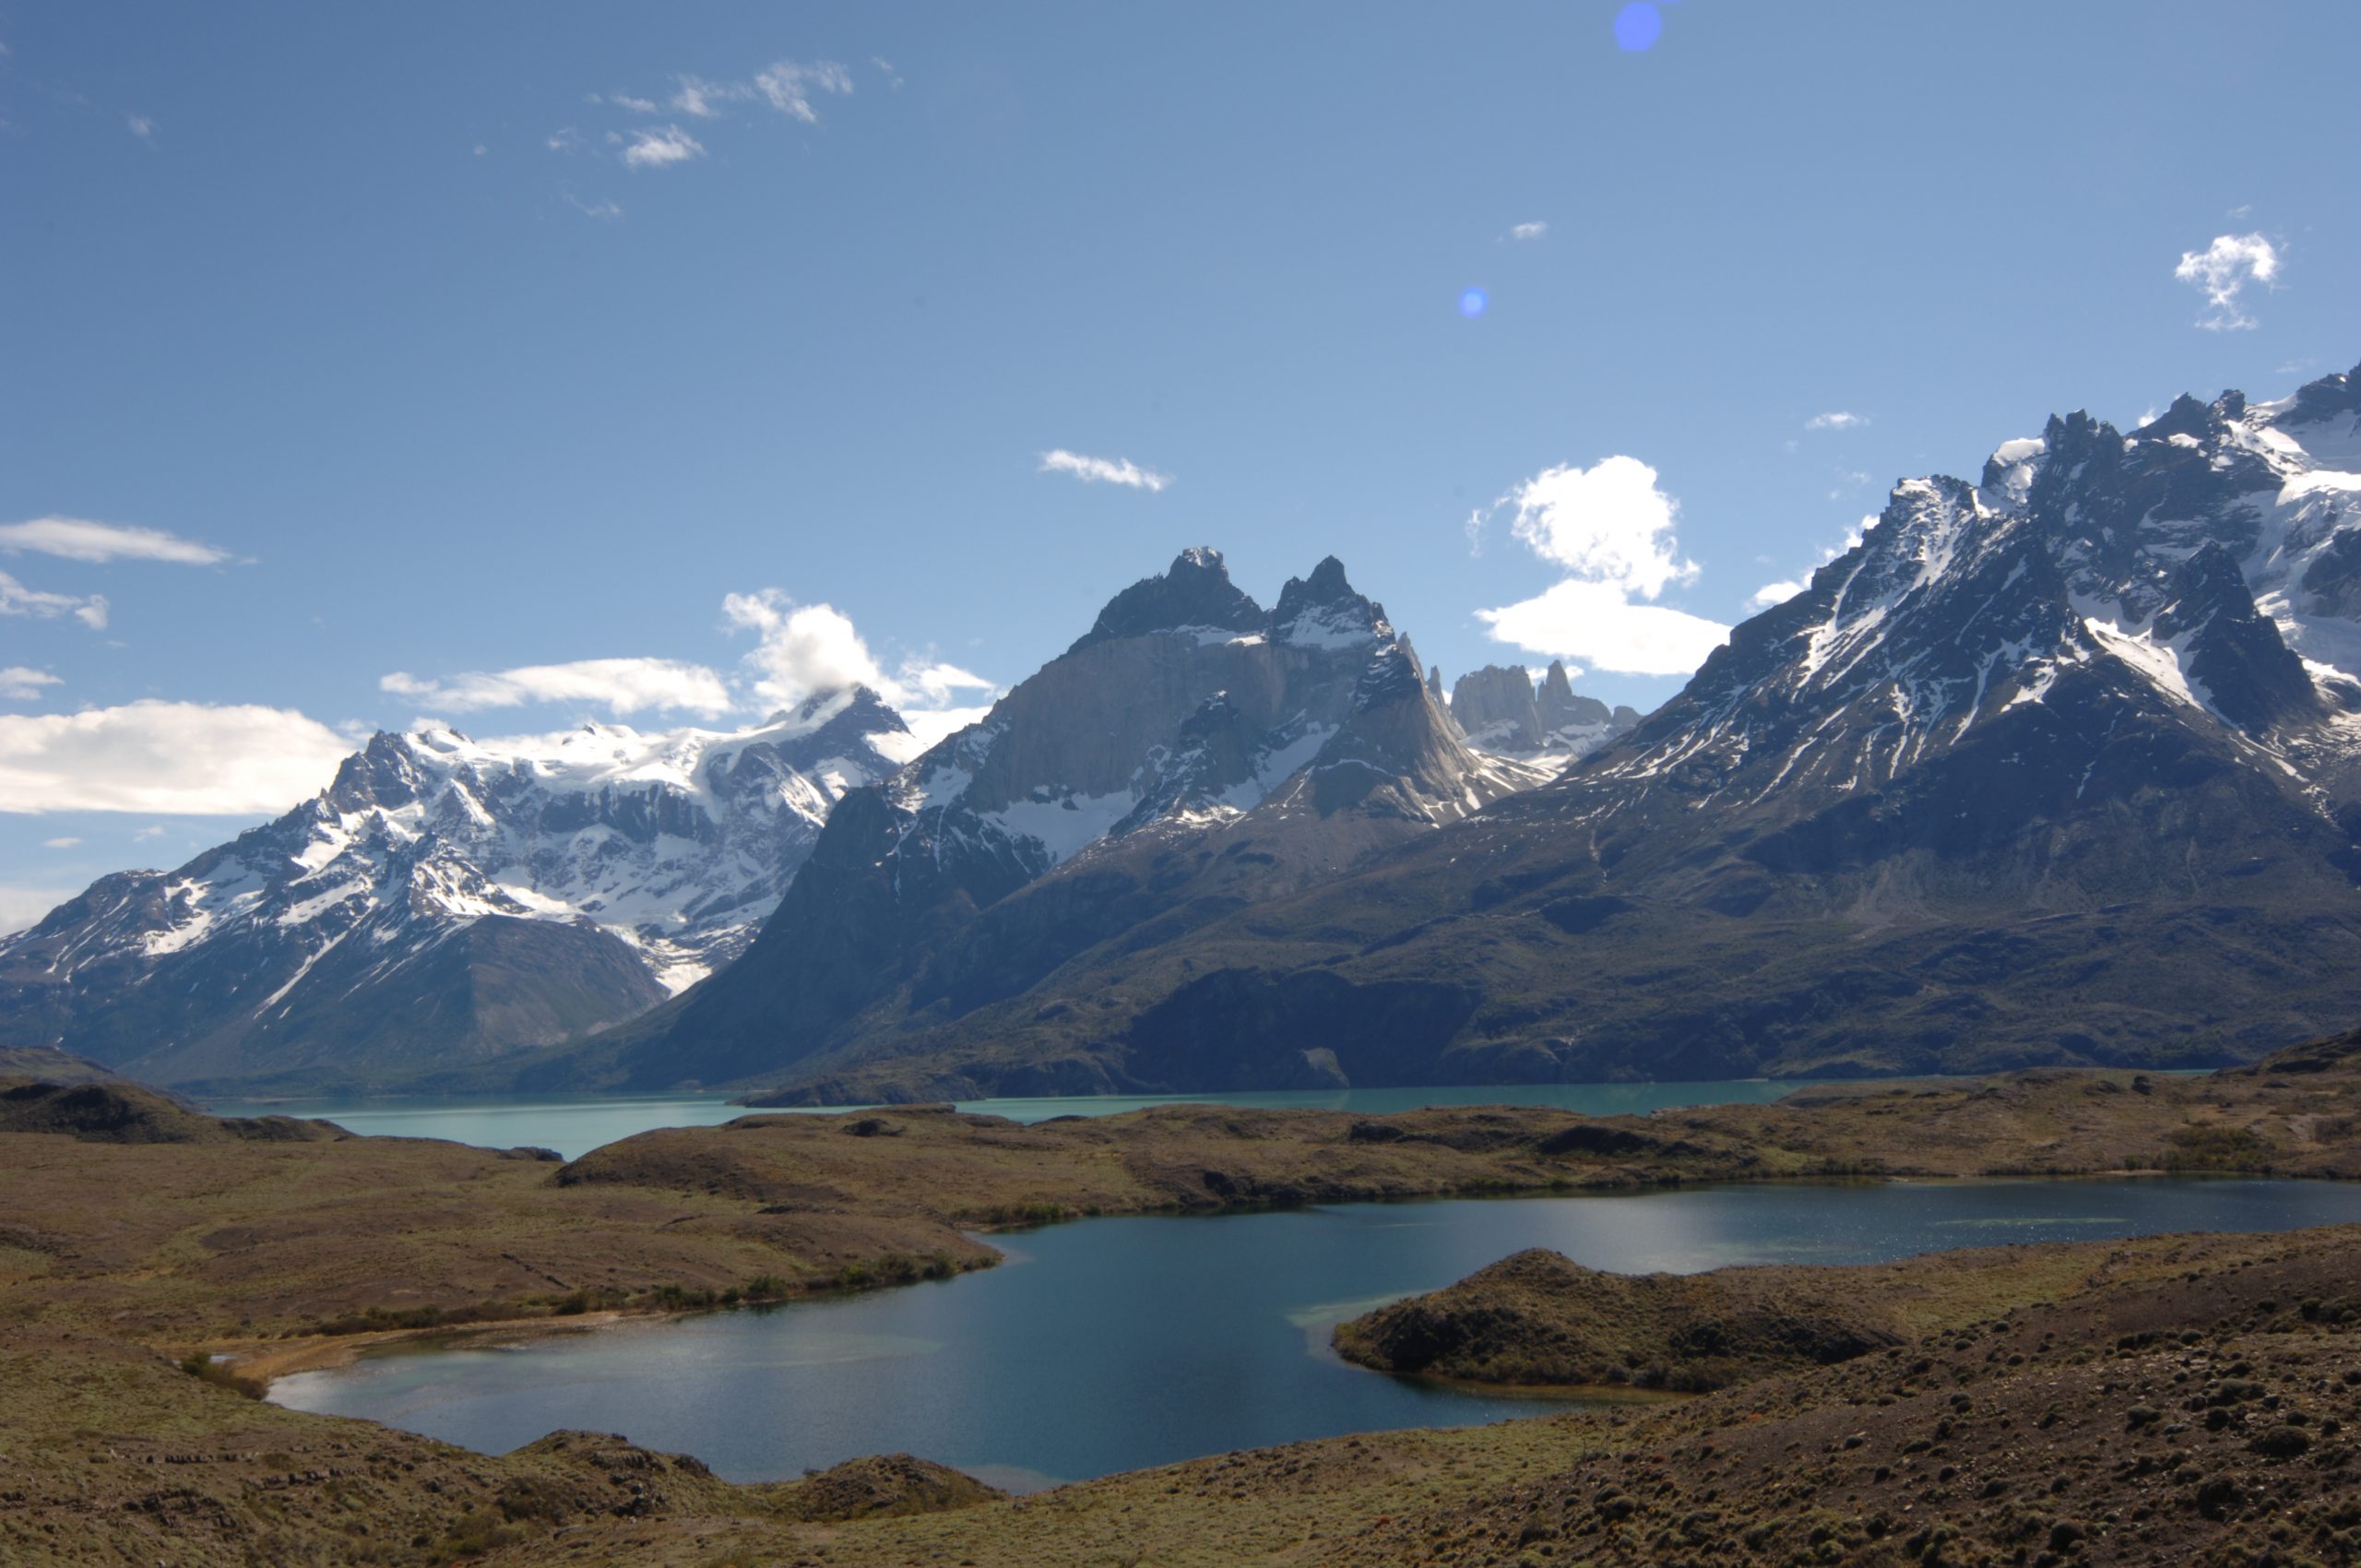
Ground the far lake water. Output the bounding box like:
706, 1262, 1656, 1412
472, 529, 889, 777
269, 1178, 2361, 1491
200, 1079, 1834, 1162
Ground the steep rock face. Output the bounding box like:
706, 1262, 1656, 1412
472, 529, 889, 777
609, 550, 1541, 1090
0, 690, 915, 1089
747, 360, 2361, 1099
1448, 661, 1638, 765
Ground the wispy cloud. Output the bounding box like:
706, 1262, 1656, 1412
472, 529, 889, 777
41, 836, 79, 849
1038, 449, 1172, 492
607, 93, 658, 114
0, 667, 62, 701
620, 124, 706, 170
2176, 232, 2281, 330
125, 113, 153, 139
0, 572, 107, 631
567, 195, 623, 220
132, 825, 168, 842
0, 701, 353, 814
0, 516, 230, 565
1471, 456, 1730, 677
669, 74, 744, 119
1805, 410, 1867, 432
754, 58, 854, 122
1508, 220, 1548, 242
640, 59, 853, 125
380, 658, 735, 718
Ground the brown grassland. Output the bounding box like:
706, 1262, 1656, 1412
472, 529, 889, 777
2, 1030, 2360, 1564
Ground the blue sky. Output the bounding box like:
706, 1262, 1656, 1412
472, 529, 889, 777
4, 1, 2359, 927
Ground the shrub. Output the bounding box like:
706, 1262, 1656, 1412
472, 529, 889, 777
178, 1352, 264, 1400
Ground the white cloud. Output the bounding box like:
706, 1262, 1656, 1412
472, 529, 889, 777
901, 706, 989, 751
2175, 232, 2281, 330
1509, 220, 1548, 242
1473, 455, 1730, 678
647, 60, 850, 125
1805, 411, 1867, 432
754, 58, 853, 122
1747, 521, 1869, 611
126, 114, 153, 139
0, 701, 352, 814
547, 127, 586, 153
567, 195, 623, 220
1744, 576, 1810, 612
379, 659, 735, 718
132, 825, 167, 842
723, 593, 892, 706
0, 667, 61, 701
41, 836, 79, 849
0, 516, 230, 564
1476, 580, 1730, 676
620, 124, 706, 170
899, 661, 996, 708
722, 590, 999, 725
1500, 455, 1696, 600
670, 74, 744, 119
1039, 449, 1172, 493
0, 885, 78, 937
609, 93, 658, 114
0, 571, 108, 631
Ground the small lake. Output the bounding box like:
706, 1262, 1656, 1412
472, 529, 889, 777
201, 1079, 1833, 1162
269, 1178, 2361, 1491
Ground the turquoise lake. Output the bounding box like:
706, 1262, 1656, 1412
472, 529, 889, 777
268, 1177, 2361, 1491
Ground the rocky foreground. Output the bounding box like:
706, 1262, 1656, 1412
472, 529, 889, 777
2, 1031, 2360, 1563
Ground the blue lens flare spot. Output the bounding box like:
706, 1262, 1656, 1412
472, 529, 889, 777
1459, 287, 1488, 319
1614, 2, 1663, 52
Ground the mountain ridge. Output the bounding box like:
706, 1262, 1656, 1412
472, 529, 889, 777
584, 549, 1556, 1091
0, 688, 919, 1089
725, 357, 2361, 1101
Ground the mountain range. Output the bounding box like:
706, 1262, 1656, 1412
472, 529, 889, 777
571, 549, 1547, 1092
0, 690, 917, 1089
705, 357, 2361, 1100
8, 357, 2359, 1099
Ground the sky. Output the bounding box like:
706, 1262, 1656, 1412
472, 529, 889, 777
4, 1, 2359, 930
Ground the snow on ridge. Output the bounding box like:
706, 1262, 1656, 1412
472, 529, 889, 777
1272, 603, 1385, 650
5, 693, 915, 1026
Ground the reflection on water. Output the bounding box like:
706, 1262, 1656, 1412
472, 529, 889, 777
201, 1079, 1837, 1161
272, 1177, 2361, 1489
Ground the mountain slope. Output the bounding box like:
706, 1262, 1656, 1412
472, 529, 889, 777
745, 359, 2361, 1099
596, 550, 1548, 1090
0, 689, 916, 1089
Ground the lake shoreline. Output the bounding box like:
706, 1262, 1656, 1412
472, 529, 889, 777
6, 1030, 2361, 1563
237, 1159, 2340, 1397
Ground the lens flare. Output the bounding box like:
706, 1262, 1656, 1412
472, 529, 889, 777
1614, 2, 1663, 52
1459, 287, 1489, 319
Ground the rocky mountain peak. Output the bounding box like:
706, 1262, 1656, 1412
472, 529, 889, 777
2283, 360, 2361, 427
1066, 546, 1264, 654
1270, 555, 1389, 648
1448, 662, 1635, 764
